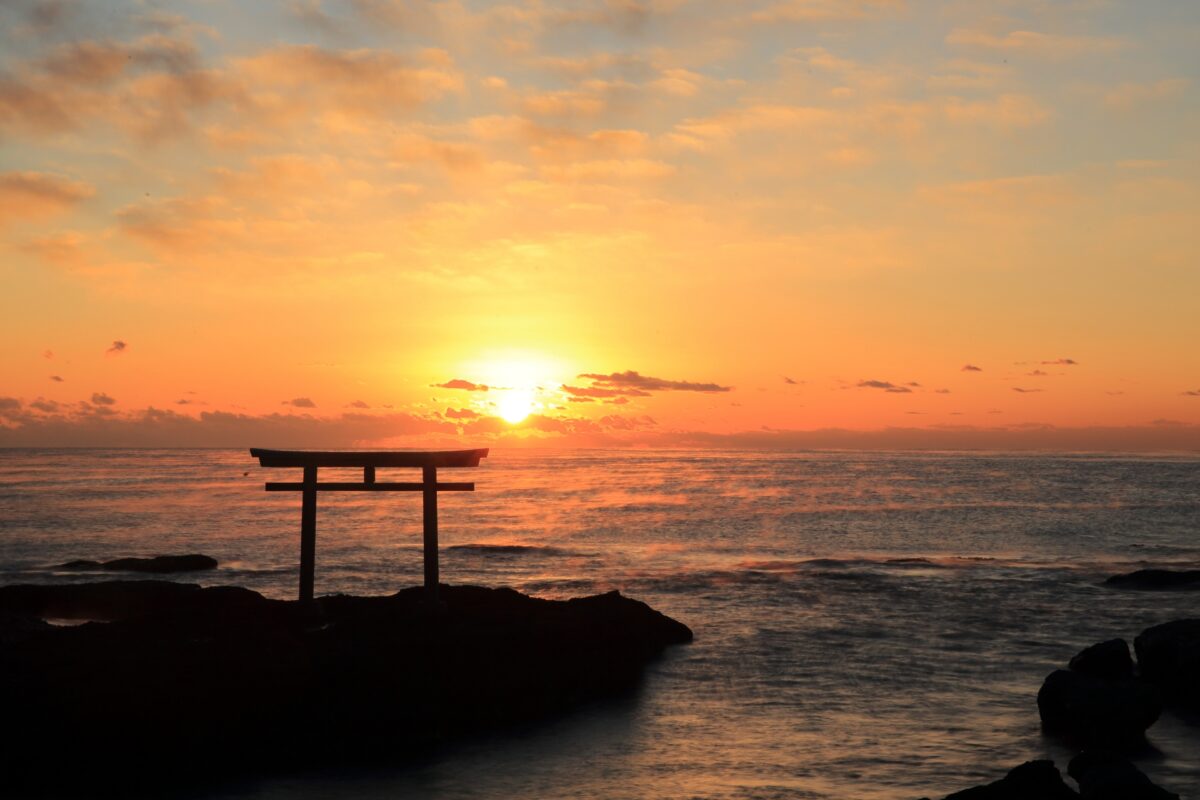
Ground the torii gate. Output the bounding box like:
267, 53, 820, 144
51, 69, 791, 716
250, 448, 489, 602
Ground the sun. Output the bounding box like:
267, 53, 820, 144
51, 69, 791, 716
496, 388, 535, 424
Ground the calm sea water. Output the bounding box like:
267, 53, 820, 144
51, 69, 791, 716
1, 449, 1198, 799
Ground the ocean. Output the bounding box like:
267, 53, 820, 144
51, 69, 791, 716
1, 449, 1197, 799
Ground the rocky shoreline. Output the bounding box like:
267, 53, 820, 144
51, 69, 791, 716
0, 578, 692, 795
923, 568, 1199, 798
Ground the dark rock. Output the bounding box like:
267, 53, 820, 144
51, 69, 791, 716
0, 581, 691, 794
940, 760, 1079, 799
1105, 569, 1200, 590
1134, 618, 1200, 710
58, 553, 218, 573
1068, 639, 1133, 680
0, 579, 202, 621
1068, 751, 1180, 799
1037, 669, 1161, 747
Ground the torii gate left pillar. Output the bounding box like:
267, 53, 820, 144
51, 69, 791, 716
250, 448, 489, 602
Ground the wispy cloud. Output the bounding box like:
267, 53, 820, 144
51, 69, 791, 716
283, 397, 316, 408
1041, 358, 1077, 366
1012, 387, 1044, 394
961, 364, 982, 372
857, 380, 911, 393
578, 370, 731, 393
49, 375, 64, 382
106, 340, 127, 355
91, 392, 116, 405
433, 379, 489, 392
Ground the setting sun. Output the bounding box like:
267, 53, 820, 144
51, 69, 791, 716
496, 389, 535, 424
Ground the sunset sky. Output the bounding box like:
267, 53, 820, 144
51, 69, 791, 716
2, 0, 1198, 449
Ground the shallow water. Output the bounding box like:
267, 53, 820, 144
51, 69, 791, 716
1, 449, 1198, 798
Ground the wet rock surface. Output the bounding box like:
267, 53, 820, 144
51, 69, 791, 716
57, 553, 218, 573
0, 581, 692, 794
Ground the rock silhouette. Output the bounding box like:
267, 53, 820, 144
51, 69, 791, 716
0, 581, 692, 794
58, 553, 218, 573
1134, 618, 1200, 711
1037, 637, 1161, 747
1105, 569, 1200, 590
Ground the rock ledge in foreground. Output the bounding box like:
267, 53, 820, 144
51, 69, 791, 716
0, 581, 691, 793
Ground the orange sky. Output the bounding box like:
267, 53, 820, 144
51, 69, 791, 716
1, 0, 1198, 449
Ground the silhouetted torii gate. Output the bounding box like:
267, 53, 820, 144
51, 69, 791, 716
250, 448, 489, 602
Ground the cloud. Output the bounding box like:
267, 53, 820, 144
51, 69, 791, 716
749, 0, 904, 24
106, 340, 127, 355
0, 171, 93, 222
284, 397, 317, 408
42, 349, 54, 359
90, 392, 116, 405
347, 399, 370, 408
444, 407, 480, 419
433, 378, 489, 392
1184, 390, 1200, 397
577, 370, 732, 393
783, 376, 800, 385
561, 383, 649, 399
945, 29, 1124, 59
1027, 369, 1048, 377
934, 389, 951, 394
857, 380, 911, 393
1041, 358, 1077, 366
1103, 79, 1189, 112
1012, 387, 1044, 393
49, 375, 64, 382
0, 397, 22, 412
961, 364, 982, 372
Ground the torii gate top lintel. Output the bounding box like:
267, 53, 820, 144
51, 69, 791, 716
250, 447, 489, 603
250, 447, 488, 469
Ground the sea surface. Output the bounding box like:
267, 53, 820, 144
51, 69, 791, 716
1, 449, 1198, 799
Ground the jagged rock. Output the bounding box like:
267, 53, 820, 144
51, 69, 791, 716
936, 760, 1079, 799
1068, 751, 1180, 799
1037, 669, 1161, 746
59, 553, 218, 573
1105, 569, 1200, 590
0, 581, 691, 794
1134, 618, 1200, 710
1067, 639, 1133, 680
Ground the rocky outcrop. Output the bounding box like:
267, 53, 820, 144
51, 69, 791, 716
1134, 618, 1200, 710
58, 553, 218, 573
0, 581, 691, 794
1105, 569, 1200, 590
933, 760, 1079, 799
924, 756, 1181, 800
1037, 638, 1161, 747
1068, 752, 1180, 799
1067, 639, 1133, 680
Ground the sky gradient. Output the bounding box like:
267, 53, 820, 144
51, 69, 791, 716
2, 0, 1198, 449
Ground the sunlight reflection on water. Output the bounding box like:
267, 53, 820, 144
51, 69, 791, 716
1, 449, 1199, 798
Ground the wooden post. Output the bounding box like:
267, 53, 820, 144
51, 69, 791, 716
299, 465, 317, 602
422, 464, 439, 601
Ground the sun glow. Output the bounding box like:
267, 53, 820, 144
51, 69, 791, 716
496, 388, 535, 424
